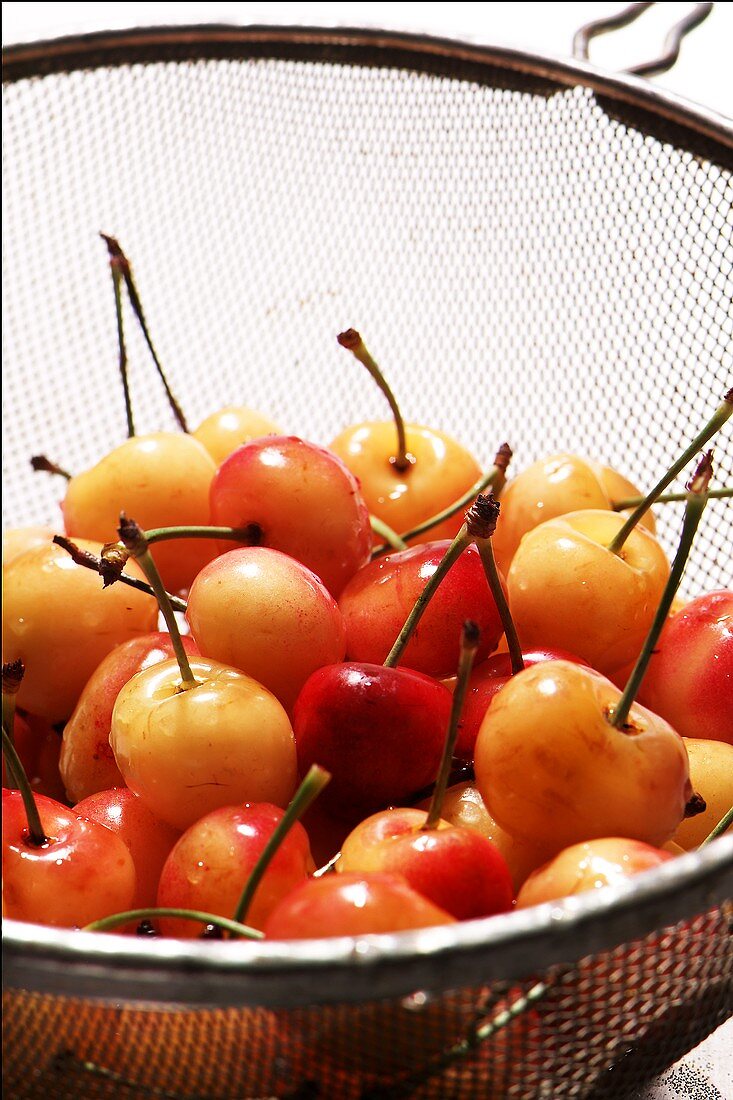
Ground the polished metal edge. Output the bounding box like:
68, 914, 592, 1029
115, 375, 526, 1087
3, 839, 731, 1007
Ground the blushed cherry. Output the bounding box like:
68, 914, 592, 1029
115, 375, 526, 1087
671, 739, 733, 850
186, 547, 346, 712
156, 803, 313, 937
516, 837, 673, 909
63, 432, 218, 593
74, 787, 181, 909
61, 632, 199, 802
2, 539, 158, 722
210, 435, 372, 597
193, 406, 281, 467
3, 711, 65, 802
264, 872, 455, 938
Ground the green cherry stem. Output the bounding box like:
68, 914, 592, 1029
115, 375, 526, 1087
467, 494, 524, 676
115, 516, 197, 689
84, 907, 263, 939
52, 535, 187, 612
370, 515, 408, 552
608, 389, 731, 556
611, 452, 713, 731
107, 247, 135, 438
2, 659, 24, 747
371, 444, 513, 560
700, 806, 733, 846
100, 234, 189, 432
143, 524, 260, 546
423, 621, 480, 831
30, 455, 72, 480
613, 486, 733, 510
232, 765, 331, 926
2, 726, 48, 846
338, 329, 412, 472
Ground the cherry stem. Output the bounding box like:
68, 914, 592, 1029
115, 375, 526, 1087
2, 659, 24, 748
100, 234, 189, 432
608, 389, 731, 555
143, 525, 257, 545
52, 535, 187, 612
423, 621, 480, 831
701, 806, 733, 846
84, 907, 263, 939
370, 443, 513, 560
338, 329, 411, 471
115, 516, 198, 690
51, 1051, 195, 1100
2, 726, 48, 846
30, 455, 72, 480
383, 528, 472, 668
611, 453, 713, 730
613, 486, 732, 510
476, 538, 524, 676
370, 515, 407, 552
232, 765, 331, 927
109, 255, 135, 438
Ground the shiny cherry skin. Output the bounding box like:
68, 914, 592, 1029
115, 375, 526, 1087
209, 436, 372, 597
492, 454, 654, 575
338, 541, 504, 679
417, 783, 554, 892
2, 789, 136, 927
672, 738, 733, 850
329, 422, 482, 546
110, 657, 297, 831
187, 547, 346, 712
293, 663, 452, 821
2, 540, 158, 722
2, 526, 56, 568
2, 712, 65, 802
264, 872, 455, 939
74, 787, 181, 909
507, 510, 669, 675
193, 405, 282, 467
156, 803, 313, 937
474, 661, 692, 852
61, 632, 199, 802
456, 648, 589, 760
63, 432, 218, 593
337, 807, 514, 920
637, 591, 733, 746
516, 837, 673, 908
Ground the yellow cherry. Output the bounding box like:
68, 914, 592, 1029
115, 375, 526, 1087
2, 526, 56, 569
192, 405, 281, 467
672, 738, 733, 850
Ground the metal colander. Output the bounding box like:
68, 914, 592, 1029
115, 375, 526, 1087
2, 8, 732, 1099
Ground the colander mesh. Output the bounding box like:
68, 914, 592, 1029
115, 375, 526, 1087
2, 30, 732, 1100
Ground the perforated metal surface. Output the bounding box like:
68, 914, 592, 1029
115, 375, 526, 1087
2, 25, 733, 1100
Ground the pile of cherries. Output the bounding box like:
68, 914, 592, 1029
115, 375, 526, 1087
2, 239, 732, 945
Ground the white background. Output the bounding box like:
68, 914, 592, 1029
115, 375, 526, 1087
2, 2, 732, 116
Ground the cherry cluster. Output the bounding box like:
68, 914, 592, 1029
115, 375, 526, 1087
2, 239, 732, 944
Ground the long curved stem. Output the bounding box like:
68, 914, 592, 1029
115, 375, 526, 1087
476, 539, 523, 675
701, 806, 733, 846
338, 329, 410, 471
2, 726, 47, 846
85, 907, 263, 939
613, 486, 732, 510
370, 515, 407, 552
53, 535, 187, 612
110, 254, 134, 438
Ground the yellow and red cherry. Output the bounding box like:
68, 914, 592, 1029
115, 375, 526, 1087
492, 454, 654, 575
456, 648, 589, 760
2, 711, 65, 802
264, 872, 455, 939
74, 787, 181, 909
636, 590, 732, 746
2, 789, 136, 927
63, 432, 218, 593
337, 807, 514, 920
507, 510, 669, 675
329, 331, 482, 546
474, 660, 692, 851
293, 663, 452, 821
515, 837, 674, 909
338, 541, 504, 678
2, 539, 158, 722
2, 526, 56, 569
61, 631, 199, 803
671, 739, 733, 850
209, 435, 372, 597
193, 406, 281, 467
186, 547, 346, 713
156, 803, 313, 937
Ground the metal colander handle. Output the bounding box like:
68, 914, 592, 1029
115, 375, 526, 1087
574, 0, 714, 77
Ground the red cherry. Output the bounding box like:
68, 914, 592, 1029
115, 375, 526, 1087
516, 837, 673, 908
293, 663, 452, 821
264, 872, 455, 939
338, 541, 504, 679
209, 436, 372, 596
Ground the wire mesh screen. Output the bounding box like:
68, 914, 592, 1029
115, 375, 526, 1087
2, 28, 733, 1100
2, 44, 732, 592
